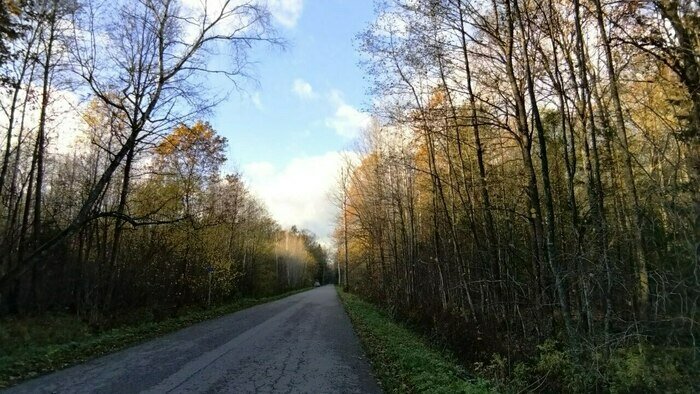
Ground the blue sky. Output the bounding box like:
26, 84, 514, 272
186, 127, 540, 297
209, 0, 375, 245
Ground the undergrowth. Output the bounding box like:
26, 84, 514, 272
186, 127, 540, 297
339, 289, 698, 393
337, 288, 491, 394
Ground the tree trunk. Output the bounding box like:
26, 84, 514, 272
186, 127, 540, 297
592, 0, 649, 317
513, 0, 574, 339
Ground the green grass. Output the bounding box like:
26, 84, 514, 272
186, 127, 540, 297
0, 288, 310, 388
337, 289, 491, 394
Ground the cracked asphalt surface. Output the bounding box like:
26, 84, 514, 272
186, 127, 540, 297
6, 286, 382, 394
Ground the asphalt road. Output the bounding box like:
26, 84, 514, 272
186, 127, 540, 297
6, 286, 381, 393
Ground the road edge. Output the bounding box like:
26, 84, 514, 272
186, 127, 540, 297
0, 287, 311, 388
336, 288, 492, 393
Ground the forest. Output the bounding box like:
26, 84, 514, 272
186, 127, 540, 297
1, 0, 699, 391
335, 0, 699, 391
0, 0, 330, 326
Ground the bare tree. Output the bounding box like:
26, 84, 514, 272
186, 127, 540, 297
0, 0, 281, 293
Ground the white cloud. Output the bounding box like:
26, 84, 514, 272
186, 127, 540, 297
50, 93, 85, 154
245, 161, 276, 178
325, 90, 371, 139
375, 10, 410, 38
268, 0, 303, 28
251, 92, 264, 110
291, 78, 317, 100
179, 0, 268, 45
1, 88, 84, 155
243, 151, 353, 246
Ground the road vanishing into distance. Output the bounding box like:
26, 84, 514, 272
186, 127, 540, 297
6, 286, 381, 394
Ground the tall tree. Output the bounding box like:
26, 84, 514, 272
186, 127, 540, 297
0, 0, 280, 293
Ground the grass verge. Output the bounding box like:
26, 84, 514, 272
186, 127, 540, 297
337, 289, 491, 394
0, 288, 310, 388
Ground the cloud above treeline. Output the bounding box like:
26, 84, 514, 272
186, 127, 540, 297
325, 90, 371, 139
243, 151, 356, 247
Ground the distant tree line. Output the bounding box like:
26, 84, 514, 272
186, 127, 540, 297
337, 0, 698, 390
0, 0, 329, 324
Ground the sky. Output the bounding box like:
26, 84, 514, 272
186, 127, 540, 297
34, 0, 376, 248
207, 0, 375, 246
